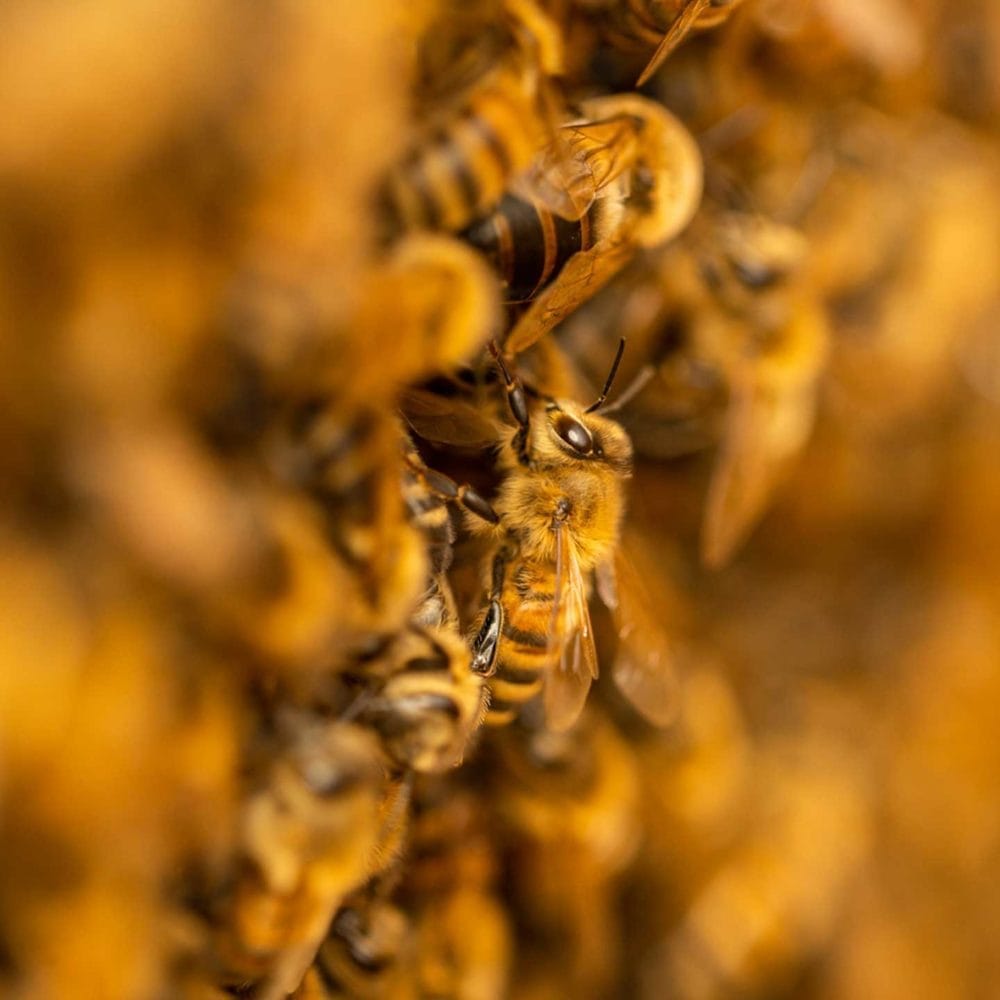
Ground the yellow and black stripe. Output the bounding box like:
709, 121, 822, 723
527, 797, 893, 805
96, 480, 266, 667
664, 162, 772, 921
478, 558, 561, 727
383, 69, 545, 235
463, 193, 596, 303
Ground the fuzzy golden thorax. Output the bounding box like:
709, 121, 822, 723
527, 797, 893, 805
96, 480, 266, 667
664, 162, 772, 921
490, 398, 633, 568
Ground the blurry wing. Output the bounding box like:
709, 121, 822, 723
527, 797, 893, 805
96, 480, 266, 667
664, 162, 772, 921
605, 542, 679, 727
543, 523, 597, 732
700, 365, 817, 569
506, 240, 634, 355
399, 387, 498, 446
511, 115, 641, 221
636, 0, 711, 87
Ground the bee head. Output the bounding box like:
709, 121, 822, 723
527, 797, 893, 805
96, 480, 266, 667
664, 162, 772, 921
540, 400, 632, 474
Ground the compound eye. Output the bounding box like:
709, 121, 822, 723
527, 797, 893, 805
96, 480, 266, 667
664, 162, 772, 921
554, 415, 593, 455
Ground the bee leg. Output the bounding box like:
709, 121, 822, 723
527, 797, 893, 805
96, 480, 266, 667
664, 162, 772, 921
407, 460, 500, 525
488, 341, 531, 466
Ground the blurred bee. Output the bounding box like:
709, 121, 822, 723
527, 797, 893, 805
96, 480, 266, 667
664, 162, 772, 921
559, 207, 827, 567
399, 781, 511, 1000
582, 0, 747, 85
469, 340, 677, 731
293, 897, 414, 1000
465, 93, 702, 355
383, 0, 567, 236
258, 234, 500, 661
352, 618, 488, 777
212, 720, 383, 1000
493, 710, 641, 997
644, 727, 870, 1000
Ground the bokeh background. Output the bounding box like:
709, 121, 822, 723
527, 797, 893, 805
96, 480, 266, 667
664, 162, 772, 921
1, 1, 999, 997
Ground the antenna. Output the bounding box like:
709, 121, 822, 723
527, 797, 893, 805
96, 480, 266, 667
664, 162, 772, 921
584, 338, 626, 413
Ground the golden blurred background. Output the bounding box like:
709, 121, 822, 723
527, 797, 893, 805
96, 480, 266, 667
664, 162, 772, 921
1, 1, 999, 998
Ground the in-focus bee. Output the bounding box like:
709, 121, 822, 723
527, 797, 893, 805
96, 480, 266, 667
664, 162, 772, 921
465, 93, 702, 355
211, 720, 383, 1000
468, 340, 677, 731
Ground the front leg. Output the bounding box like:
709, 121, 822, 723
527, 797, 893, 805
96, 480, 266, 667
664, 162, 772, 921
489, 341, 532, 467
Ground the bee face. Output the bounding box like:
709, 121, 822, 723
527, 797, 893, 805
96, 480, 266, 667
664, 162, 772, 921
532, 400, 634, 473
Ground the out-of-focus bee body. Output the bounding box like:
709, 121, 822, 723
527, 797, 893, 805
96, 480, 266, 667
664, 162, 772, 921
293, 899, 415, 1000
355, 616, 487, 776
586, 0, 746, 84
399, 783, 511, 1000
385, 64, 553, 236
384, 0, 566, 237
494, 712, 641, 996
211, 722, 383, 1000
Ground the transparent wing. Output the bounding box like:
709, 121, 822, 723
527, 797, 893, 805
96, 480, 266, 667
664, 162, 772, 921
543, 522, 597, 732
505, 239, 634, 355
603, 539, 679, 727
399, 387, 499, 447
700, 361, 818, 569
636, 0, 711, 87
511, 114, 641, 222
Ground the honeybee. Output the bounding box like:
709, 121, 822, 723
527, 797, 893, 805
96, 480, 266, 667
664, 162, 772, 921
211, 720, 383, 1000
492, 710, 641, 997
383, 0, 567, 237
465, 93, 702, 355
352, 618, 488, 776
293, 896, 415, 1000
578, 0, 746, 85
468, 340, 677, 731
400, 781, 511, 1000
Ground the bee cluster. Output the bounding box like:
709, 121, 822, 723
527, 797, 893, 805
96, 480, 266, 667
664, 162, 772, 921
1, 1, 1000, 998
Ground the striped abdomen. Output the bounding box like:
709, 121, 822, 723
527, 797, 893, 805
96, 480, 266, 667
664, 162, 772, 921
384, 66, 547, 235
463, 193, 597, 302
485, 559, 562, 727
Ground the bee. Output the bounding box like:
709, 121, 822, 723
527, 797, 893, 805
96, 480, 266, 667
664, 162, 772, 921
580, 0, 746, 86
464, 93, 702, 355
293, 896, 414, 1000
352, 618, 488, 777
211, 720, 383, 1000
491, 710, 641, 997
468, 340, 677, 732
382, 0, 567, 237
400, 781, 511, 1000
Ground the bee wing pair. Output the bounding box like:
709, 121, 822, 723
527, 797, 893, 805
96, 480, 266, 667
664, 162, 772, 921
543, 521, 600, 732
506, 239, 636, 355
543, 524, 678, 732
510, 114, 641, 223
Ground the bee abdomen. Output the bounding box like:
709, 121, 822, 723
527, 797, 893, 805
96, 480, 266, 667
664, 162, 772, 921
384, 83, 542, 235
464, 193, 592, 302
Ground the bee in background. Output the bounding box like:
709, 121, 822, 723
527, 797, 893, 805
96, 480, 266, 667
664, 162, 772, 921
492, 710, 641, 998
576, 0, 746, 86
557, 207, 827, 568
210, 720, 383, 1000
382, 0, 568, 237
351, 617, 488, 777
468, 340, 677, 732
399, 780, 511, 1000
293, 896, 415, 1000
465, 93, 702, 355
